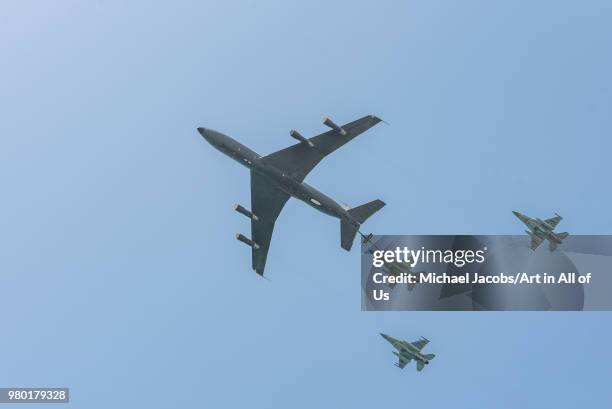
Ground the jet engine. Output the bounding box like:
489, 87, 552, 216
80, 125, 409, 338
234, 204, 258, 220
322, 117, 347, 135
236, 233, 260, 249
289, 130, 314, 147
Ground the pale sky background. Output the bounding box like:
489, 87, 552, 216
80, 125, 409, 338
1, 1, 611, 408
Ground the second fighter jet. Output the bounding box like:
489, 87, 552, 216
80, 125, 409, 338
513, 210, 569, 251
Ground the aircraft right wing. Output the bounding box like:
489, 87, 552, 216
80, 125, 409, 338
530, 235, 544, 250
261, 115, 383, 182
410, 337, 429, 351
250, 171, 290, 275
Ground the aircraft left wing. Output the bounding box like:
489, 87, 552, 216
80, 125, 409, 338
261, 115, 383, 182
410, 337, 429, 351
545, 214, 562, 229
250, 171, 290, 275
530, 235, 544, 250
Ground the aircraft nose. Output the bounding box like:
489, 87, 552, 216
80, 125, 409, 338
380, 333, 389, 340
512, 211, 521, 217
197, 127, 210, 139
197, 127, 217, 145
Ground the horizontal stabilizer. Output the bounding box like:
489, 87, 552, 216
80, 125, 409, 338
340, 200, 385, 251
557, 232, 569, 240
340, 220, 359, 251
347, 199, 386, 224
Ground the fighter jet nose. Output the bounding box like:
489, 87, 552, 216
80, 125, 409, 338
197, 127, 208, 136
512, 211, 520, 217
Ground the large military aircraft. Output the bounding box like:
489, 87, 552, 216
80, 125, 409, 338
381, 333, 435, 371
198, 115, 385, 275
513, 211, 569, 251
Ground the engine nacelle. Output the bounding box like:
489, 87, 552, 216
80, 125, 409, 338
234, 204, 258, 220
322, 117, 347, 136
236, 233, 260, 249
289, 130, 314, 147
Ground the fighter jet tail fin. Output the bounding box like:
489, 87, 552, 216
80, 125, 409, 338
340, 200, 386, 251
557, 232, 569, 240
423, 353, 435, 361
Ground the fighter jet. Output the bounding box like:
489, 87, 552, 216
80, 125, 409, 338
198, 115, 385, 275
513, 210, 569, 251
362, 234, 421, 290
381, 333, 435, 371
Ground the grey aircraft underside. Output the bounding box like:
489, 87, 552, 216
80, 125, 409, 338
513, 211, 569, 251
381, 333, 435, 371
198, 115, 385, 275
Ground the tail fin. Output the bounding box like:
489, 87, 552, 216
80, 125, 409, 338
340, 199, 385, 251
557, 232, 569, 240
424, 353, 435, 361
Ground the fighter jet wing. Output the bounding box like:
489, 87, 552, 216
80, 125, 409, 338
261, 115, 383, 182
396, 354, 411, 369
250, 171, 290, 275
410, 338, 429, 351
545, 214, 562, 229
530, 235, 544, 250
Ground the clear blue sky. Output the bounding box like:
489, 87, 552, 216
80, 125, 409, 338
1, 1, 611, 408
